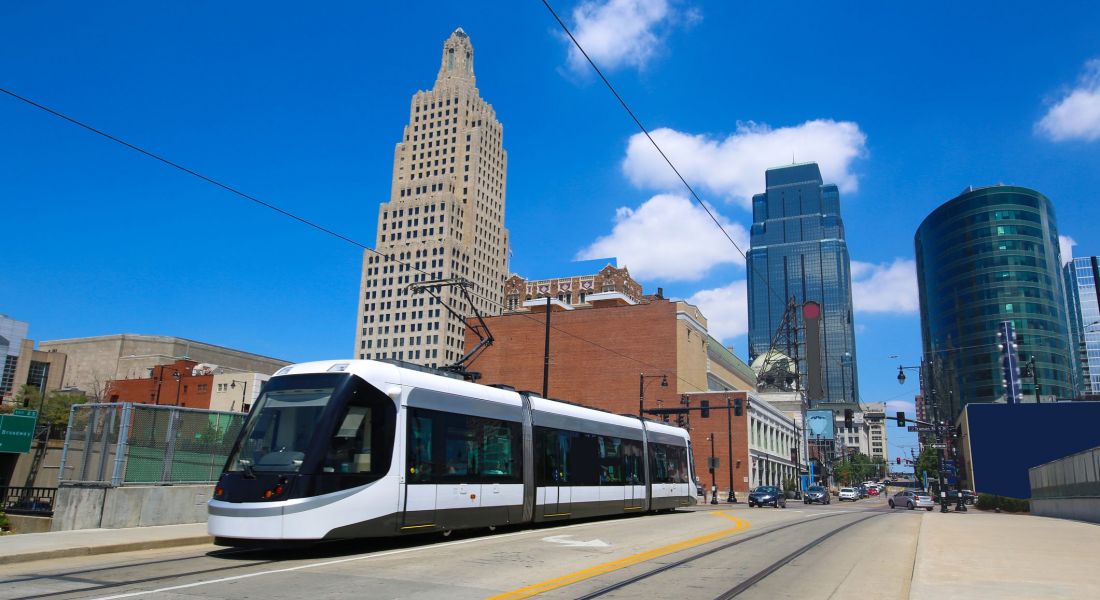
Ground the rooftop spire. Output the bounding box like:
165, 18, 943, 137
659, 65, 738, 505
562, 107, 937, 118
437, 27, 475, 86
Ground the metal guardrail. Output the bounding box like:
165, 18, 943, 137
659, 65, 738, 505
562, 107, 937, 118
0, 486, 56, 516
58, 403, 246, 487
1030, 445, 1100, 499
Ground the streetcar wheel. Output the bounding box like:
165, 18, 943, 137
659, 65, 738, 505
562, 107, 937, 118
442, 529, 453, 537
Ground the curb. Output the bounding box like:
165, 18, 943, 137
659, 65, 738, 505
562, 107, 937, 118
0, 535, 214, 566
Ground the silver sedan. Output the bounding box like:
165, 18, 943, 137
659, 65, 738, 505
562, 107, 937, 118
888, 490, 935, 511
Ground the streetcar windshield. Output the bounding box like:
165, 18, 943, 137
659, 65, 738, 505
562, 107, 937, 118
227, 378, 340, 473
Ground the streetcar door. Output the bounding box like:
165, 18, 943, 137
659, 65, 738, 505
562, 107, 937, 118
624, 438, 644, 511
401, 410, 436, 530
543, 429, 571, 517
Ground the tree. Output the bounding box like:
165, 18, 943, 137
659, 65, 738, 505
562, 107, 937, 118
913, 447, 941, 490
12, 386, 87, 430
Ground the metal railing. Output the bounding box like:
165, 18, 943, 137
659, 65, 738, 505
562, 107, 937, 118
58, 403, 246, 486
0, 486, 56, 516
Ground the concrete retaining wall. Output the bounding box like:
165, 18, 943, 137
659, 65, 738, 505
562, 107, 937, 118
51, 484, 213, 531
1031, 498, 1100, 525
7, 514, 52, 534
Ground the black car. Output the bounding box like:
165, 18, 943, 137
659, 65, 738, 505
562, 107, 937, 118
748, 485, 786, 508
803, 485, 830, 505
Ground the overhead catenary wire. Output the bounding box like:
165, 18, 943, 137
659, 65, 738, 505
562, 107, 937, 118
539, 0, 791, 315
0, 85, 713, 395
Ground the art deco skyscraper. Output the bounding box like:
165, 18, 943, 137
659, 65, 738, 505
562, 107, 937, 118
746, 163, 859, 405
355, 28, 509, 368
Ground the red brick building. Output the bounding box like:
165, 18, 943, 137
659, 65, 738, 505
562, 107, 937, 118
105, 359, 214, 409
465, 297, 797, 496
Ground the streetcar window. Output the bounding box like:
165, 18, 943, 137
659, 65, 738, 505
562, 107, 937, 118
599, 436, 622, 484
650, 443, 689, 484
406, 407, 521, 484
228, 386, 334, 473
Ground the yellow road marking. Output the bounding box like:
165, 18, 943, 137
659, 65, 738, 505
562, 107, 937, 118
485, 511, 750, 600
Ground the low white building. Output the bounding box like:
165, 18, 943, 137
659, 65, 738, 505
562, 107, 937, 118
209, 372, 269, 413
748, 394, 801, 489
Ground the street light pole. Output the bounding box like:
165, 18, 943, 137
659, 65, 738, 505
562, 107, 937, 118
726, 395, 736, 502
638, 373, 668, 418
709, 434, 718, 504
230, 379, 249, 413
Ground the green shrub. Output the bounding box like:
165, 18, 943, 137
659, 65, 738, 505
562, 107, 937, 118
976, 493, 1029, 512
0, 510, 10, 534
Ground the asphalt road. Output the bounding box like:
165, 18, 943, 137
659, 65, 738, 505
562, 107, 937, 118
0, 495, 919, 600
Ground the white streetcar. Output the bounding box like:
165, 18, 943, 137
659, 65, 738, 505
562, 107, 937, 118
208, 359, 695, 544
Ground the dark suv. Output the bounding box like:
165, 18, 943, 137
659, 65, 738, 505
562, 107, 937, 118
803, 485, 830, 505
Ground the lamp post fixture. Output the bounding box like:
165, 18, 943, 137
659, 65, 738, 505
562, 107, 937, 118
638, 373, 668, 417
172, 370, 182, 406
230, 379, 249, 413
1022, 356, 1041, 403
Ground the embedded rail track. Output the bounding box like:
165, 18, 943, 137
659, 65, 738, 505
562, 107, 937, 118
575, 508, 892, 600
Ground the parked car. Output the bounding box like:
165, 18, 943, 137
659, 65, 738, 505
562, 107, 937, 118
803, 485, 830, 505
839, 487, 859, 501
748, 485, 787, 508
867, 486, 880, 496
889, 490, 935, 510
962, 489, 976, 505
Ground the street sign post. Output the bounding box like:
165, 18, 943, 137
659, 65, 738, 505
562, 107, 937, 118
0, 410, 39, 453
930, 443, 947, 449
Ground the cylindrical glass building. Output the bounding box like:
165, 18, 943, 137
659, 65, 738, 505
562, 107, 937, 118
915, 185, 1076, 420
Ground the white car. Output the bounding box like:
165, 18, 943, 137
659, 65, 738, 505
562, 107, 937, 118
838, 487, 859, 501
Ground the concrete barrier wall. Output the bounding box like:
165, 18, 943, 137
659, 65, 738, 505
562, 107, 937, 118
1031, 498, 1100, 525
51, 484, 213, 531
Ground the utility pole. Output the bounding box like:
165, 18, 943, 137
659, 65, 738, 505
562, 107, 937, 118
542, 296, 551, 398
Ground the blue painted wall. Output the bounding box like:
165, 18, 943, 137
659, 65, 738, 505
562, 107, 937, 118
966, 402, 1100, 498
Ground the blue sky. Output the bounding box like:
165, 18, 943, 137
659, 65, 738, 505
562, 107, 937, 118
3, 1, 1099, 463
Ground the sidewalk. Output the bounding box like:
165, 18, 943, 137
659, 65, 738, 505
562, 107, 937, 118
0, 523, 212, 566
911, 509, 1100, 599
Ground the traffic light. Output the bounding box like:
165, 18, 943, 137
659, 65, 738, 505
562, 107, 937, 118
844, 409, 854, 429
676, 414, 686, 427
897, 457, 902, 464
733, 398, 743, 416
896, 411, 906, 427
701, 399, 710, 418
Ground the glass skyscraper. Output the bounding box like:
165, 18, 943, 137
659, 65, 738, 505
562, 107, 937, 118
915, 185, 1076, 420
1065, 257, 1100, 396
747, 163, 858, 405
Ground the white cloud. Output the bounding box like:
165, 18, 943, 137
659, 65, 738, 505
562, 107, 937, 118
1037, 59, 1100, 142
850, 259, 919, 314
1060, 235, 1077, 266
688, 280, 748, 341
622, 121, 868, 209
575, 194, 748, 281
886, 400, 916, 414
564, 0, 690, 73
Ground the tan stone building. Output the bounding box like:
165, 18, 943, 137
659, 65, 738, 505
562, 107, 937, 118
39, 334, 288, 399
355, 28, 509, 368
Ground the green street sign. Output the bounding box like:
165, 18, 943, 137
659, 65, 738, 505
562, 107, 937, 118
13, 408, 38, 418
0, 412, 38, 453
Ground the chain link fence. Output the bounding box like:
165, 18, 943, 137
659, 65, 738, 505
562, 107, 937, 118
58, 403, 246, 486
